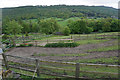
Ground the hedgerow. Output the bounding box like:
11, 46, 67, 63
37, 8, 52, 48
45, 42, 79, 47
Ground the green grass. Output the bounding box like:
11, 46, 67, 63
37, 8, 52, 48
33, 53, 88, 57
6, 57, 119, 79
73, 57, 118, 65
87, 45, 118, 52
7, 67, 58, 78
57, 17, 81, 27
9, 64, 119, 78
76, 39, 108, 45
58, 20, 68, 27
40, 35, 71, 40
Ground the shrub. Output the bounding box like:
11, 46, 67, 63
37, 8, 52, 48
28, 44, 33, 47
45, 42, 79, 47
2, 39, 10, 44
18, 44, 33, 47
19, 44, 26, 47
98, 30, 103, 33
63, 26, 71, 36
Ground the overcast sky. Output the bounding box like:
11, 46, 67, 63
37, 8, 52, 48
0, 0, 119, 9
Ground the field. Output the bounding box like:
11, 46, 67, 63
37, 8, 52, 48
5, 33, 119, 64
3, 32, 119, 79
1, 4, 119, 79
24, 17, 100, 27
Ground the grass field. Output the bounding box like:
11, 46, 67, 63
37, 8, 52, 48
87, 45, 118, 52
23, 17, 100, 27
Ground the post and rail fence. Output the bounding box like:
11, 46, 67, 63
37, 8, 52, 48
1, 53, 120, 79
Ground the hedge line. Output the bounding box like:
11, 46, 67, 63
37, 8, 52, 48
44, 42, 79, 47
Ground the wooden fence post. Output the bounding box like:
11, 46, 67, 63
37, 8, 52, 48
104, 33, 105, 39
12, 38, 16, 47
35, 41, 37, 47
47, 39, 48, 44
75, 63, 80, 79
35, 59, 40, 77
87, 34, 88, 39
95, 33, 96, 39
71, 35, 72, 39
2, 54, 9, 70
64, 70, 67, 75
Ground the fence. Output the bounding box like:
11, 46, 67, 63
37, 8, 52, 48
73, 33, 119, 41
2, 33, 118, 47
2, 53, 120, 79
24, 33, 118, 46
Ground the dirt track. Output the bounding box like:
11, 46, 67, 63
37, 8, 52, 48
4, 39, 118, 62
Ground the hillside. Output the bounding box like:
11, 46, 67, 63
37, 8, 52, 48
2, 5, 118, 20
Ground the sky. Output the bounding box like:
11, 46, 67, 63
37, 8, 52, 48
0, 0, 119, 9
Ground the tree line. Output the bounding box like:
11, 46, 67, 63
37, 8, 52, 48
2, 17, 120, 37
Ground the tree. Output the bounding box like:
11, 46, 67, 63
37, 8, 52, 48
102, 22, 111, 32
110, 19, 119, 32
39, 19, 50, 34
22, 21, 30, 36
85, 27, 93, 34
6, 20, 23, 46
87, 20, 96, 31
2, 17, 10, 34
68, 20, 88, 34
94, 20, 103, 32
39, 18, 60, 34
77, 20, 87, 34
63, 26, 71, 36
68, 21, 79, 34
6, 20, 23, 36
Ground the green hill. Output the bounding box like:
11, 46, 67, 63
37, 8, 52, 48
2, 5, 118, 20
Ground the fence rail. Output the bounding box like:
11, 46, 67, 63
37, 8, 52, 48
2, 54, 119, 79
5, 54, 120, 68
2, 33, 119, 47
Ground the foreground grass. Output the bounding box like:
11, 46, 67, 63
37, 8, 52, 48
87, 45, 118, 52
7, 67, 58, 78
5, 60, 118, 79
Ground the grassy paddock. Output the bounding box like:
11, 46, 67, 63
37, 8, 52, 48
76, 39, 109, 45
44, 42, 79, 47
72, 57, 118, 65
87, 45, 118, 52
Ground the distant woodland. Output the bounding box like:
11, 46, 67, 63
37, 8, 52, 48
2, 5, 118, 20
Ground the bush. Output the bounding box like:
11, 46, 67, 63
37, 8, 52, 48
19, 44, 26, 47
28, 44, 33, 47
45, 42, 79, 47
2, 39, 10, 44
98, 30, 103, 33
18, 44, 33, 47
63, 26, 71, 36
